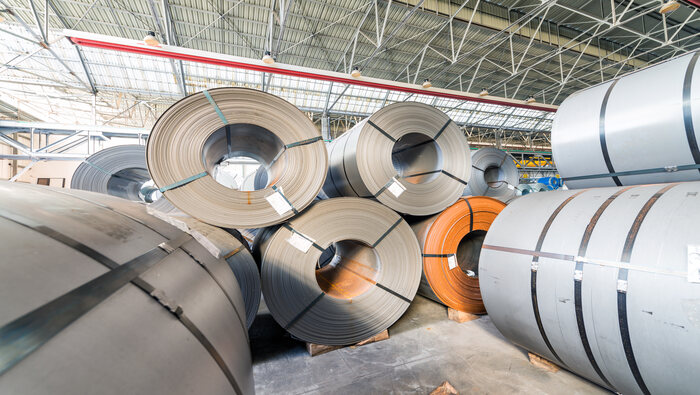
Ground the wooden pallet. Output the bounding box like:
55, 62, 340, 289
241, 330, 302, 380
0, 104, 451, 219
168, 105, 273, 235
528, 352, 560, 373
430, 381, 459, 395
306, 329, 389, 357
447, 308, 481, 323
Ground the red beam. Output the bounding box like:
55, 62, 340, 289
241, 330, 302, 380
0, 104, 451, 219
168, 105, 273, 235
69, 36, 557, 113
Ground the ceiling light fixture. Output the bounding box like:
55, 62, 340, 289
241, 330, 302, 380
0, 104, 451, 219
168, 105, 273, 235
659, 1, 680, 14
526, 96, 536, 104
351, 66, 361, 78
422, 79, 432, 89
143, 31, 159, 46
479, 88, 489, 97
262, 50, 275, 65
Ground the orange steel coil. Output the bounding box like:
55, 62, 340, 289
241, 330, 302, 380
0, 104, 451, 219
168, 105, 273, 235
410, 196, 505, 314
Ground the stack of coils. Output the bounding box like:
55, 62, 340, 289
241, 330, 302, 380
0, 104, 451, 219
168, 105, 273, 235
323, 102, 470, 216
258, 198, 421, 345
147, 87, 327, 228
463, 147, 519, 202
147, 210, 261, 328
409, 196, 505, 314
71, 144, 158, 202
0, 182, 253, 395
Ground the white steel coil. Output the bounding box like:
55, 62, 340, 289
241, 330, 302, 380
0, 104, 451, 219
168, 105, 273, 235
462, 148, 518, 202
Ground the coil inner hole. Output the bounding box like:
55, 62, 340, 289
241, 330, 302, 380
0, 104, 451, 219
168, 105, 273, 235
202, 124, 287, 191
483, 165, 506, 188
316, 240, 381, 300
391, 132, 443, 184
455, 230, 487, 277
106, 167, 152, 201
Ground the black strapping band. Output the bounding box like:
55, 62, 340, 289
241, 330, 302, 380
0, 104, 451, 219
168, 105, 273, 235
226, 124, 232, 155
422, 253, 452, 258
285, 136, 323, 149
284, 293, 325, 330
282, 223, 325, 252
530, 190, 587, 367
573, 187, 635, 390
433, 120, 452, 140
371, 218, 402, 248
464, 197, 474, 232
482, 244, 575, 262
683, 52, 700, 173
404, 170, 442, 178
562, 163, 700, 182
615, 183, 678, 395
441, 170, 468, 185
472, 165, 485, 172
599, 79, 622, 186
367, 120, 396, 142
375, 282, 412, 304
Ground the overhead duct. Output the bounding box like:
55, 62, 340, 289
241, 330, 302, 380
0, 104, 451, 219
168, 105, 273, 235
71, 145, 160, 202
147, 210, 261, 329
409, 196, 505, 314
323, 102, 471, 216
0, 182, 253, 394
147, 87, 327, 228
552, 51, 700, 189
463, 148, 518, 202
479, 182, 700, 394
258, 198, 421, 345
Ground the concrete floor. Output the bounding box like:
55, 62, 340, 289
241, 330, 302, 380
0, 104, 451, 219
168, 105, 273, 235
250, 296, 610, 395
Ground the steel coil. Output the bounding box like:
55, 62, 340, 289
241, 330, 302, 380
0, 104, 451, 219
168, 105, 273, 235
516, 182, 549, 196
71, 145, 159, 202
147, 87, 327, 228
480, 182, 700, 394
259, 198, 421, 345
323, 102, 470, 216
537, 177, 561, 190
149, 196, 181, 214
147, 210, 261, 328
409, 196, 505, 314
463, 147, 518, 201
0, 182, 253, 394
552, 51, 700, 189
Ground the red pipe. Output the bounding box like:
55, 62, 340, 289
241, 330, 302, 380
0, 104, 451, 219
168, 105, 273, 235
69, 37, 557, 113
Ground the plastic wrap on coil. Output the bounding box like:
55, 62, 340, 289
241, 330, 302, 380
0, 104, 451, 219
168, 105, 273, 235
71, 145, 156, 202
552, 51, 700, 189
147, 87, 327, 228
480, 182, 700, 394
0, 182, 253, 394
323, 102, 470, 216
463, 147, 518, 202
258, 197, 421, 345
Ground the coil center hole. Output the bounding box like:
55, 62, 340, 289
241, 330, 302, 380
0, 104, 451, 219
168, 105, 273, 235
391, 132, 443, 185
316, 240, 381, 300
106, 167, 153, 202
483, 165, 506, 188
202, 124, 287, 191
455, 230, 487, 277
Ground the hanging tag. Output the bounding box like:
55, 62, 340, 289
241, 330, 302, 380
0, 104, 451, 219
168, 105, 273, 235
447, 254, 458, 270
387, 178, 406, 198
287, 232, 313, 253
688, 245, 700, 283
266, 189, 293, 215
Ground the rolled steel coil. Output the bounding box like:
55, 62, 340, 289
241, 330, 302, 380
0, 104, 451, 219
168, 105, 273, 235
149, 196, 181, 214
463, 147, 518, 201
323, 102, 470, 216
71, 144, 156, 202
147, 210, 261, 328
537, 177, 561, 190
516, 182, 549, 196
552, 51, 700, 189
479, 182, 700, 394
409, 196, 505, 314
0, 181, 253, 394
259, 198, 421, 345
147, 87, 327, 228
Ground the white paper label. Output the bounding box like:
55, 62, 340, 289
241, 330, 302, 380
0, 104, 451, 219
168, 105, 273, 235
688, 245, 700, 283
287, 232, 313, 253
387, 178, 406, 198
617, 279, 628, 293
507, 183, 515, 190
266, 190, 293, 215
573, 270, 583, 281
447, 254, 458, 270
466, 270, 476, 277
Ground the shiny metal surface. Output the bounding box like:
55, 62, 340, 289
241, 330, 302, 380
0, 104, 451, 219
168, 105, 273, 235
480, 182, 700, 394
463, 148, 518, 202
0, 182, 254, 394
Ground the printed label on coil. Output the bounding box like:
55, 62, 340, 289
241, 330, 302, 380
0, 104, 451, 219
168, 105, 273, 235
266, 190, 293, 215
688, 245, 700, 283
507, 184, 515, 190
465, 270, 476, 277
387, 178, 406, 198
287, 232, 314, 253
447, 254, 458, 270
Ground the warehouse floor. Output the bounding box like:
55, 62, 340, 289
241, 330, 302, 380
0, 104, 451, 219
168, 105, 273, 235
250, 296, 609, 394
